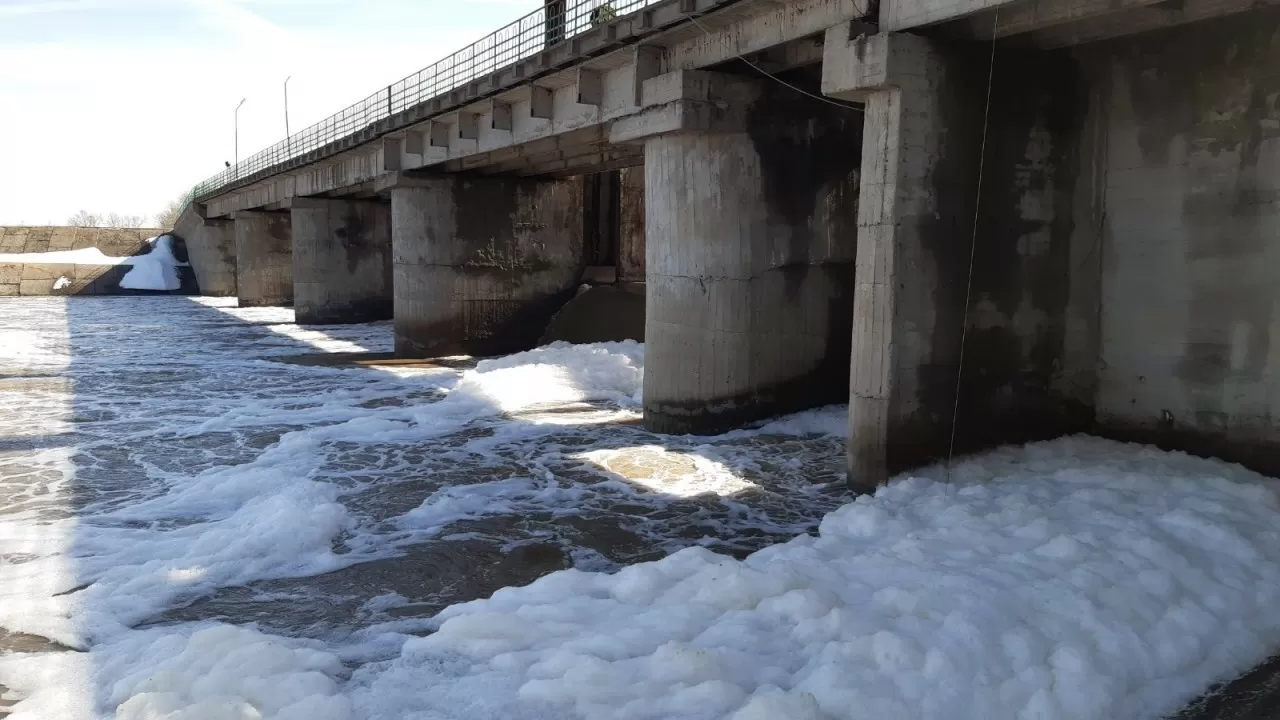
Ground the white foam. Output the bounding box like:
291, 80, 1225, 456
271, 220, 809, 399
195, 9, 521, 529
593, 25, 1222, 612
349, 437, 1280, 720
3, 299, 1279, 720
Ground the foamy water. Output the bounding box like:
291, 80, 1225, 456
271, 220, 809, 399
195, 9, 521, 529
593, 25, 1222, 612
0, 296, 849, 718
2, 297, 1278, 720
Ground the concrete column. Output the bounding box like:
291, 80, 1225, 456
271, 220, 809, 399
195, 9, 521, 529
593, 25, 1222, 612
823, 32, 989, 488
290, 198, 392, 325
616, 70, 862, 435
234, 210, 293, 308
618, 166, 646, 282
385, 173, 584, 357
179, 218, 237, 297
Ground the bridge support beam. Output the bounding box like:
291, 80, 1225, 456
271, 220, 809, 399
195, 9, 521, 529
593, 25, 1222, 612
824, 30, 1099, 489
179, 217, 237, 297
618, 166, 646, 282
234, 210, 293, 308
385, 173, 584, 357
823, 32, 988, 490
290, 198, 392, 325
616, 71, 862, 435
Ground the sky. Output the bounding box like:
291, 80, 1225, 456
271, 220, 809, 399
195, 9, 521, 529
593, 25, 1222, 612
0, 0, 542, 225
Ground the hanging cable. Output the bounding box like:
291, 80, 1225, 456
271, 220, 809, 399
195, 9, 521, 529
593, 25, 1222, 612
945, 7, 1001, 483
684, 10, 866, 112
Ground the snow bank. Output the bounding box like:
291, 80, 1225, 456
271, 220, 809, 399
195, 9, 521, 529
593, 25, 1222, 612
0, 235, 187, 291
119, 235, 184, 291
0, 247, 129, 265
350, 437, 1280, 720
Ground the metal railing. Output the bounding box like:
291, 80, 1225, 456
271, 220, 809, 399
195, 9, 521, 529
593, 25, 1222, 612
189, 0, 658, 207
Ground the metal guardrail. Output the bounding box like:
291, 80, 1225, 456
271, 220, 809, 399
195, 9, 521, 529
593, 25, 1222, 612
188, 0, 657, 207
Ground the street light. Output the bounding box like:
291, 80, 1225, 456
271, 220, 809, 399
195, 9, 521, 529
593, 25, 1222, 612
284, 76, 292, 138
234, 97, 246, 179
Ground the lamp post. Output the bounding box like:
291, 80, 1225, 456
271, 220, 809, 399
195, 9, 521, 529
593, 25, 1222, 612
284, 76, 292, 138
234, 97, 246, 179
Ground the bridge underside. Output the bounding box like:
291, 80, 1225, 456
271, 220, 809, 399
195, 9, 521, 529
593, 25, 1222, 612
178, 0, 1280, 487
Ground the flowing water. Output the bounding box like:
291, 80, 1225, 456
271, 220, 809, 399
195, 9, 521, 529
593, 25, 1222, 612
0, 296, 850, 715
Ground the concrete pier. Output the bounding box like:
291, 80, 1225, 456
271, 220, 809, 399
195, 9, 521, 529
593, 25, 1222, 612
233, 210, 293, 308
290, 198, 392, 325
618, 166, 645, 283
174, 216, 237, 297
622, 71, 862, 435
386, 174, 584, 357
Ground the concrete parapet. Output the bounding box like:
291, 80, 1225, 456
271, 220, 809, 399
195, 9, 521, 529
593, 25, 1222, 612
290, 198, 392, 325
234, 211, 293, 307
387, 173, 584, 357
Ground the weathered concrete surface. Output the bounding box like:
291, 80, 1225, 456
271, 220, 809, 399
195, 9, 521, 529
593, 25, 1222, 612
173, 209, 237, 297
639, 71, 861, 435
540, 283, 646, 345
0, 226, 195, 297
826, 32, 986, 486
618, 166, 646, 282
1073, 9, 1280, 476
829, 8, 1280, 486
0, 226, 159, 256
291, 198, 392, 325
234, 211, 293, 308
826, 31, 1101, 488
389, 175, 584, 357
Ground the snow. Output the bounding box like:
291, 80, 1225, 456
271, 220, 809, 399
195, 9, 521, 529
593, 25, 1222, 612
0, 247, 130, 265
1, 298, 1278, 720
0, 234, 187, 291
119, 235, 185, 291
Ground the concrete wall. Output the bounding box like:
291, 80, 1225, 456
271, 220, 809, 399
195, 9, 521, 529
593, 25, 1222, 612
1072, 9, 1280, 474
0, 226, 187, 297
234, 211, 294, 307
0, 226, 158, 256
173, 209, 237, 297
291, 198, 392, 324
392, 176, 584, 357
951, 46, 1099, 455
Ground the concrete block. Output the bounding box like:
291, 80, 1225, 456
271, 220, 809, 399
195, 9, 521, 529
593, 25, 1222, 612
48, 227, 76, 250
391, 175, 584, 357
235, 211, 293, 307
0, 283, 17, 296
19, 278, 52, 295
21, 264, 60, 280
291, 198, 392, 325
0, 264, 22, 283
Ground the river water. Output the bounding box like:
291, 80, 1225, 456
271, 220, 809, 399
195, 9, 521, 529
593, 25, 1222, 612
0, 296, 850, 716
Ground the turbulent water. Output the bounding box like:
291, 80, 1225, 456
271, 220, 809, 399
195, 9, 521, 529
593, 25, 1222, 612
0, 296, 850, 717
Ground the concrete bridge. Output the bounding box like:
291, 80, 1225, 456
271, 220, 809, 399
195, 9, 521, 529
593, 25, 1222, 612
175, 0, 1280, 487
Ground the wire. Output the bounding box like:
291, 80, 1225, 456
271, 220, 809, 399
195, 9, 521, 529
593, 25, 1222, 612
684, 12, 865, 112
945, 6, 1001, 482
